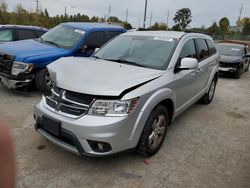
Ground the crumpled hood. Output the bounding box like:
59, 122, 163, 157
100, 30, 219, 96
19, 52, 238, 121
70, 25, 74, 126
220, 55, 242, 63
48, 57, 165, 96
0, 39, 66, 63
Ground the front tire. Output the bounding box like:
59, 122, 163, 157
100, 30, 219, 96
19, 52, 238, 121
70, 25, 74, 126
136, 105, 169, 157
35, 69, 53, 93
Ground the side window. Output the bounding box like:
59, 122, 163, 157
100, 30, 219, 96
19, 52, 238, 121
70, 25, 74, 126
179, 39, 197, 60
15, 29, 37, 40
206, 40, 217, 55
195, 39, 209, 61
84, 32, 106, 49
0, 29, 13, 42
109, 31, 123, 39
35, 30, 46, 38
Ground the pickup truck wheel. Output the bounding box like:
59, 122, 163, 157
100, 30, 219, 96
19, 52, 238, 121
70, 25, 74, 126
35, 69, 53, 93
200, 78, 217, 105
136, 105, 169, 157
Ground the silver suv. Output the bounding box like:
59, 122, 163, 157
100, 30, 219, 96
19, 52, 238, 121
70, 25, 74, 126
34, 31, 219, 157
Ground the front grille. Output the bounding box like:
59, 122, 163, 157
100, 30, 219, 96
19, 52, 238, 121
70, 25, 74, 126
0, 53, 14, 74
219, 62, 239, 68
45, 86, 94, 118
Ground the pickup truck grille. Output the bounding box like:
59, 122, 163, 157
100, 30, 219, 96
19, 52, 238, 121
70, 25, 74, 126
0, 53, 14, 74
45, 86, 94, 118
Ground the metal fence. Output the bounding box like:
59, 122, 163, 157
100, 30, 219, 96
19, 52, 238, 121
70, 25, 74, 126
212, 35, 250, 41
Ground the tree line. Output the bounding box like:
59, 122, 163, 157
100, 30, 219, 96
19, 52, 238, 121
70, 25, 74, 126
0, 1, 132, 29
1, 1, 250, 36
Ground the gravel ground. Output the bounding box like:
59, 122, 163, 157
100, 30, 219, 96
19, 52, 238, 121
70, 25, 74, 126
0, 72, 250, 188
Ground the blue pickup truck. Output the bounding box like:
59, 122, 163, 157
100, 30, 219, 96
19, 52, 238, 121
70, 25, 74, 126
0, 22, 126, 92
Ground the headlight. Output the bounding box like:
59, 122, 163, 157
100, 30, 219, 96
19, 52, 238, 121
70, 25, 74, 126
11, 61, 33, 76
88, 98, 139, 117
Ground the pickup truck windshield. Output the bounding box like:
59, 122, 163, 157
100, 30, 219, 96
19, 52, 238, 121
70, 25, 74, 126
40, 24, 85, 49
94, 35, 177, 70
216, 44, 242, 57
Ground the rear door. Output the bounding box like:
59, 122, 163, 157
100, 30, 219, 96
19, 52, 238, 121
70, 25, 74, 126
194, 38, 211, 92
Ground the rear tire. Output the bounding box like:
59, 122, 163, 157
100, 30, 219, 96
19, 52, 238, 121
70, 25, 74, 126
35, 69, 53, 93
136, 105, 169, 157
245, 63, 249, 72
200, 77, 217, 105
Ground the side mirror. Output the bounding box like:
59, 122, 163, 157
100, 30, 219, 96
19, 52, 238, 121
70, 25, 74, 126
94, 48, 100, 53
243, 54, 250, 58
178, 58, 199, 70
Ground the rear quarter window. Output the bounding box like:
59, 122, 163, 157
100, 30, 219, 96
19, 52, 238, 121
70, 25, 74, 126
206, 40, 217, 55
195, 39, 209, 61
109, 31, 123, 39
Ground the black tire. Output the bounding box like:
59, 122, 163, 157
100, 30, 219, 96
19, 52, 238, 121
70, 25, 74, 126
35, 69, 53, 93
234, 67, 241, 79
136, 105, 169, 157
245, 63, 249, 72
200, 77, 217, 105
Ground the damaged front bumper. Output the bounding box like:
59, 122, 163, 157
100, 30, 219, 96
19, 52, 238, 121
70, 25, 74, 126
0, 72, 34, 89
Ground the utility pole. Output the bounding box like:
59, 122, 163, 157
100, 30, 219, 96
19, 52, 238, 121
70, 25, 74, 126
149, 11, 153, 28
143, 0, 148, 28
107, 4, 111, 22
166, 10, 170, 29
65, 6, 67, 16
126, 8, 128, 23
237, 3, 243, 32
36, 0, 39, 14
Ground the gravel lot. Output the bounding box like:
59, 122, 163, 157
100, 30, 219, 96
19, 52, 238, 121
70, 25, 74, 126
0, 72, 250, 188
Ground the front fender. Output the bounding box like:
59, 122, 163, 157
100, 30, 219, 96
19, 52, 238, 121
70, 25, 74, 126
128, 88, 176, 143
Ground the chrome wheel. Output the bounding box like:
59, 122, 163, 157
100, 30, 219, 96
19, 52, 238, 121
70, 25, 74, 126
209, 80, 216, 101
148, 115, 166, 150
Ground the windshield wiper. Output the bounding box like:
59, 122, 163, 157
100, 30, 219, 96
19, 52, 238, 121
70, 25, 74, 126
104, 58, 147, 68
43, 40, 60, 48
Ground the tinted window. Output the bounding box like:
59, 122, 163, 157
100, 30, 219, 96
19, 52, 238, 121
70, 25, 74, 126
109, 31, 123, 39
15, 29, 37, 40
196, 39, 209, 61
85, 32, 106, 49
179, 39, 197, 59
206, 40, 216, 55
35, 30, 46, 38
0, 29, 13, 42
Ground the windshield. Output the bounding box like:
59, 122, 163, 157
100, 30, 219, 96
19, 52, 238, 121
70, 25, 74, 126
40, 24, 85, 49
94, 35, 177, 70
216, 44, 242, 56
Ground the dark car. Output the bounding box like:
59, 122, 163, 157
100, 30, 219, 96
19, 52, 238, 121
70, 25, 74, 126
217, 43, 250, 79
0, 25, 47, 43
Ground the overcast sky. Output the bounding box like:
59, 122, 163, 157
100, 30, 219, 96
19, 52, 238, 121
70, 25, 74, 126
6, 0, 250, 28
